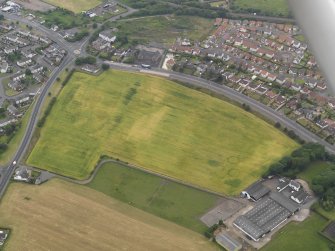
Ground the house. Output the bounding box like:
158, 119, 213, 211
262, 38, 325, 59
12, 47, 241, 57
267, 73, 277, 81
260, 70, 269, 78
17, 59, 32, 67
22, 49, 36, 59
12, 73, 25, 82
329, 100, 335, 109
291, 190, 309, 204
15, 96, 31, 106
306, 79, 317, 88
13, 167, 30, 181
8, 81, 24, 91
300, 87, 311, 95
256, 85, 268, 95
81, 64, 99, 74
0, 62, 9, 74
7, 105, 22, 117
277, 177, 290, 192
276, 75, 287, 84
265, 90, 278, 99
275, 95, 286, 105
316, 120, 329, 129
238, 79, 250, 88
99, 30, 116, 43
289, 180, 301, 191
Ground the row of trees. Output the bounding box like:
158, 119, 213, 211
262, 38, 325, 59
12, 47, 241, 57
312, 166, 335, 211
75, 56, 96, 66
263, 143, 327, 178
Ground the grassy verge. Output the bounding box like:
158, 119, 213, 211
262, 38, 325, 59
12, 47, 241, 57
0, 105, 33, 166
87, 161, 220, 233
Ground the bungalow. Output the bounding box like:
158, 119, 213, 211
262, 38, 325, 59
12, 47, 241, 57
260, 70, 269, 78
276, 75, 286, 85
266, 90, 278, 99
238, 79, 250, 88
300, 87, 311, 95
256, 85, 268, 95
267, 73, 277, 81
248, 82, 260, 91
15, 96, 30, 106
275, 95, 286, 105
99, 30, 116, 43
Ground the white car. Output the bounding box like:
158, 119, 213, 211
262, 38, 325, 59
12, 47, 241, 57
12, 161, 16, 165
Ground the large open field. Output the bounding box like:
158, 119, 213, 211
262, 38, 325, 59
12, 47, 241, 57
115, 16, 213, 47
87, 161, 221, 232
230, 0, 290, 17
0, 180, 218, 251
27, 70, 298, 195
42, 0, 102, 13
261, 213, 331, 251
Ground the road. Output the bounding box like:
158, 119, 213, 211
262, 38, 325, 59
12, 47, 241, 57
106, 61, 335, 155
0, 3, 138, 198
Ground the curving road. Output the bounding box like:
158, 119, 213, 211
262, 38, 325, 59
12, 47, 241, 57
106, 61, 335, 154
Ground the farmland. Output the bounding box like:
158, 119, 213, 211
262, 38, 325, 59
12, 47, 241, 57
42, 0, 102, 13
230, 0, 290, 17
115, 15, 214, 47
27, 70, 298, 195
87, 161, 221, 232
0, 180, 218, 251
261, 213, 331, 251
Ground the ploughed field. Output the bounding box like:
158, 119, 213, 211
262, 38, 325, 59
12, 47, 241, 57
27, 70, 298, 194
0, 180, 218, 251
42, 0, 102, 13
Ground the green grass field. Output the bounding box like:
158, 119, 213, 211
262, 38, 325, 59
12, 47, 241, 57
42, 0, 102, 13
27, 70, 298, 195
230, 0, 290, 17
261, 214, 331, 251
87, 161, 220, 232
115, 16, 213, 46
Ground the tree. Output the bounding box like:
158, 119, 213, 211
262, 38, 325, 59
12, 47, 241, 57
92, 23, 98, 29
25, 69, 32, 75
0, 143, 8, 154
101, 63, 110, 71
274, 122, 281, 128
